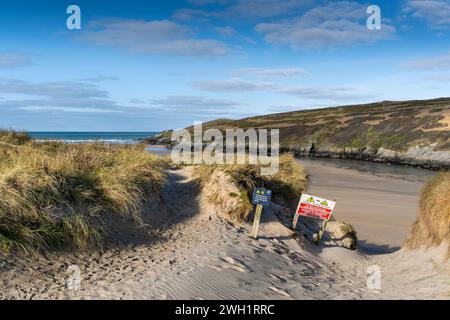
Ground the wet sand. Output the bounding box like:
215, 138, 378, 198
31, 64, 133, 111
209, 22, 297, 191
145, 145, 171, 157
299, 158, 437, 252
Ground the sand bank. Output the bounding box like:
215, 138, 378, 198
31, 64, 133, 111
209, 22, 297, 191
299, 158, 436, 252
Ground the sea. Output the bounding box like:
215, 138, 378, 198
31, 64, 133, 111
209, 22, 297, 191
29, 132, 159, 144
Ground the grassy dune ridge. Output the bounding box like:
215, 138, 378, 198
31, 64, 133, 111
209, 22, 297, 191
405, 171, 450, 256
149, 98, 450, 168
195, 154, 307, 222
0, 131, 167, 255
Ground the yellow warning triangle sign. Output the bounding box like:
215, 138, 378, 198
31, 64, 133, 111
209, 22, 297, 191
307, 197, 314, 203
320, 200, 329, 207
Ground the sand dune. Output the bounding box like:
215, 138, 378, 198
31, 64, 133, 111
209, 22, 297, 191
1, 165, 448, 300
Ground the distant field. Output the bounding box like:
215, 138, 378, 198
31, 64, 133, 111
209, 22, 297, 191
149, 98, 450, 168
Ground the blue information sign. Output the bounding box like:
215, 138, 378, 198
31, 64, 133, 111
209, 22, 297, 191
252, 188, 272, 207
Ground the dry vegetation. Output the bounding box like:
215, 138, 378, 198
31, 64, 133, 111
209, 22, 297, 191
0, 131, 167, 255
149, 98, 450, 156
405, 172, 450, 256
195, 154, 307, 222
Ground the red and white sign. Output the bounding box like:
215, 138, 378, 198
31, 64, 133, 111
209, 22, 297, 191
296, 194, 336, 221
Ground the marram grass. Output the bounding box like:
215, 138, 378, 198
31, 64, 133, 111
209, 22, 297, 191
0, 131, 167, 255
195, 154, 307, 222
405, 171, 450, 256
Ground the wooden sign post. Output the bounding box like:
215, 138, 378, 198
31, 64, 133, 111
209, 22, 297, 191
250, 204, 263, 239
250, 188, 272, 240
291, 196, 302, 230
316, 220, 328, 245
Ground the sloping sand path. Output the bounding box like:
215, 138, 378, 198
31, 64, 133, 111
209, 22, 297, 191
0, 167, 448, 299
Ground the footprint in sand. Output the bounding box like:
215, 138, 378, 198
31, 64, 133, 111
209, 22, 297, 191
220, 257, 252, 273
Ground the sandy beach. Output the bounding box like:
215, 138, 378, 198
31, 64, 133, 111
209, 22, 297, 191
1, 162, 448, 300
2, 0, 450, 304
299, 159, 436, 252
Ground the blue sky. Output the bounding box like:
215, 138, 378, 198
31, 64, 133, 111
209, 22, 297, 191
0, 0, 449, 131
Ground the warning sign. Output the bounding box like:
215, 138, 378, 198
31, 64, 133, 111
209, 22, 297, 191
296, 194, 336, 221
252, 188, 272, 207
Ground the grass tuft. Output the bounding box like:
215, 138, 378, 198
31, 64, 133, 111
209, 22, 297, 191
0, 130, 31, 146
195, 154, 307, 222
404, 171, 450, 256
0, 131, 167, 255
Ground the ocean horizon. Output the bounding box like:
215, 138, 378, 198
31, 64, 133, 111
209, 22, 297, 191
29, 132, 159, 144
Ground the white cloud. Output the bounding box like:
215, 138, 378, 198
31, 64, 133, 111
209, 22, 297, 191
215, 26, 236, 37
0, 51, 33, 69
130, 95, 241, 116
188, 0, 232, 6
232, 67, 309, 79
191, 75, 372, 102
148, 95, 240, 108
127, 96, 243, 118
255, 1, 396, 49
403, 52, 450, 70
191, 78, 275, 91
0, 78, 108, 99
21, 106, 122, 113
0, 78, 121, 113
79, 75, 120, 82
176, 0, 314, 20
425, 73, 450, 81
79, 19, 230, 56
404, 0, 450, 29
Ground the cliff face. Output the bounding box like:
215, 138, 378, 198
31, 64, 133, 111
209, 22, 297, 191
146, 98, 450, 169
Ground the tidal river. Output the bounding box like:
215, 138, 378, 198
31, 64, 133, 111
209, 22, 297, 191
298, 158, 437, 253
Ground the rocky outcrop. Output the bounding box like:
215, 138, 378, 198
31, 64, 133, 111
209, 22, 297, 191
283, 143, 450, 170
144, 130, 175, 147
325, 221, 358, 250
